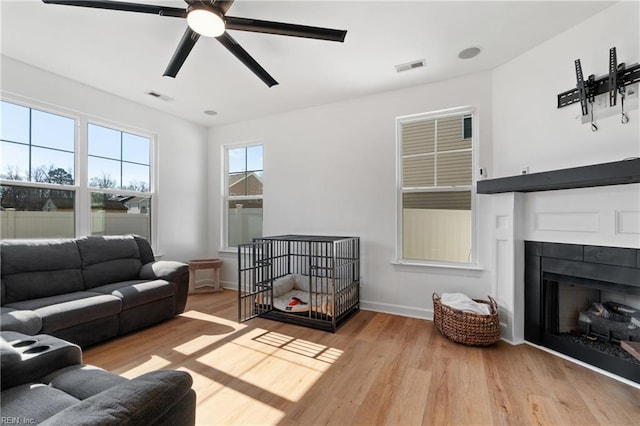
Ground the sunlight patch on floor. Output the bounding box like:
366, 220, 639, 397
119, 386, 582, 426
190, 326, 342, 403
196, 385, 285, 425
253, 330, 344, 363
180, 309, 246, 328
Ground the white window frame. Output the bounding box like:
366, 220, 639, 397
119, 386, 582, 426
395, 105, 479, 269
0, 93, 157, 248
84, 118, 157, 244
221, 141, 264, 250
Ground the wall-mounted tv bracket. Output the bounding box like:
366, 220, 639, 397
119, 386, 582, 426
557, 47, 640, 129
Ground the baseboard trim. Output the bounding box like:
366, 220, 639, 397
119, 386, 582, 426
221, 281, 237, 290
360, 300, 433, 321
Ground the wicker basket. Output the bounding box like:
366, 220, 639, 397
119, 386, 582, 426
432, 293, 500, 346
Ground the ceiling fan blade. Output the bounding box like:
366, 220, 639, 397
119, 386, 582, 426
163, 27, 200, 78
41, 0, 187, 18
216, 32, 278, 87
225, 16, 346, 42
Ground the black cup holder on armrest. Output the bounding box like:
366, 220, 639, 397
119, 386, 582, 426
0, 333, 83, 390
12, 339, 38, 348
24, 345, 51, 354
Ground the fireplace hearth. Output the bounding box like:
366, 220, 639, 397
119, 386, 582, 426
525, 241, 640, 383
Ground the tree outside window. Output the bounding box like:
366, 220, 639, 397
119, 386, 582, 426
0, 101, 76, 238
0, 100, 155, 241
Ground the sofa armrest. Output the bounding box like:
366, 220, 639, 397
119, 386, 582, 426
140, 261, 188, 282
1, 332, 82, 390
41, 370, 195, 426
0, 307, 42, 335
140, 261, 189, 315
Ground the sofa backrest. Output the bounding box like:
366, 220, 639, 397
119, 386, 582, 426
77, 235, 143, 289
1, 239, 84, 305
133, 235, 155, 265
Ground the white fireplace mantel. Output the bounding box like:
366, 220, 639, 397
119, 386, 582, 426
485, 180, 640, 344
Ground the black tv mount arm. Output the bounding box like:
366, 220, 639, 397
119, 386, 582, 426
557, 47, 640, 116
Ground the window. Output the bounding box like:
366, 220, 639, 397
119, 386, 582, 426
88, 124, 150, 192
463, 114, 472, 140
396, 107, 475, 265
224, 144, 263, 248
0, 99, 155, 242
1, 101, 76, 238
88, 123, 152, 239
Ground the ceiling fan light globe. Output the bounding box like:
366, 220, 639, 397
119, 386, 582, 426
187, 8, 225, 37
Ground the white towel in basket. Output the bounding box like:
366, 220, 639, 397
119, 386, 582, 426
440, 293, 491, 315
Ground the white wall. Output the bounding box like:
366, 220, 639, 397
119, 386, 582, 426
209, 71, 494, 319
492, 1, 639, 177
490, 1, 640, 342
1, 56, 209, 262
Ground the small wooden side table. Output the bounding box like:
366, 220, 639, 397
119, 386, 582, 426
188, 258, 223, 294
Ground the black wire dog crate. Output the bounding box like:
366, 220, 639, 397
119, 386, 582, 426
238, 235, 360, 332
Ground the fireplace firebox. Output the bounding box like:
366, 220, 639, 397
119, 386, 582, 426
525, 241, 640, 383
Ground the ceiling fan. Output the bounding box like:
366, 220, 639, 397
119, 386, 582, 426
41, 0, 347, 87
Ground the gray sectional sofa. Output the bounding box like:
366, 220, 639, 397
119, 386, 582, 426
0, 235, 189, 347
1, 331, 196, 425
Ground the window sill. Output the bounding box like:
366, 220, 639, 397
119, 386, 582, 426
392, 259, 484, 272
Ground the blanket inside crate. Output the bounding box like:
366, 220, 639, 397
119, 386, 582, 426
256, 274, 334, 316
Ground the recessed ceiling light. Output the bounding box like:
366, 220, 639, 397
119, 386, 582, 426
204, 110, 218, 116
458, 47, 481, 60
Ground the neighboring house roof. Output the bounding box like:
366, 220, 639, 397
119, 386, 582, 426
229, 172, 263, 186
91, 200, 129, 211
229, 172, 263, 196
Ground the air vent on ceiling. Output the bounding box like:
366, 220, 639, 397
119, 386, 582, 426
146, 91, 173, 102
395, 59, 426, 73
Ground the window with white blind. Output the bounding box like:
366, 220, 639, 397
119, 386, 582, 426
396, 107, 476, 265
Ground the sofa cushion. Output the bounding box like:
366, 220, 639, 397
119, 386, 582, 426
91, 279, 175, 310
41, 370, 194, 426
0, 307, 42, 334
1, 239, 81, 275
3, 270, 85, 305
44, 364, 128, 400
5, 292, 122, 334
77, 235, 142, 289
1, 383, 80, 424
1, 239, 84, 304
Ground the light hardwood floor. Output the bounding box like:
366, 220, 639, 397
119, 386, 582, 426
83, 291, 640, 425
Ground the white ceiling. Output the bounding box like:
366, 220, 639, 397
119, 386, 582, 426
1, 0, 615, 127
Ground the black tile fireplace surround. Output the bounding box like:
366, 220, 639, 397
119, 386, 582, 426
525, 241, 640, 383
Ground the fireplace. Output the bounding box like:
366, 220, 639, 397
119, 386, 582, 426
525, 241, 640, 383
